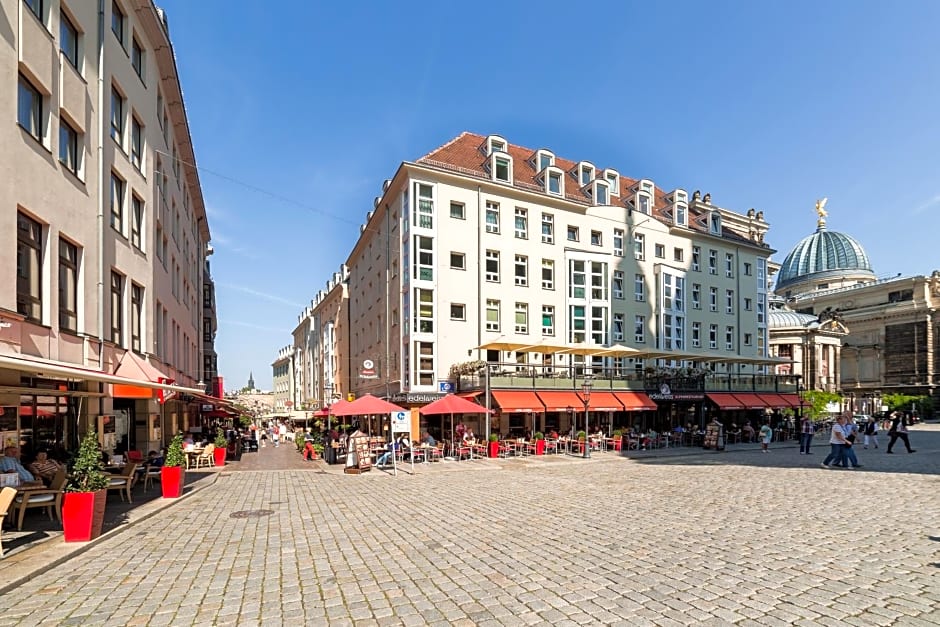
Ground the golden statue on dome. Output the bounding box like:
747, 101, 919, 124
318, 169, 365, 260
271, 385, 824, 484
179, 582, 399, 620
815, 197, 828, 228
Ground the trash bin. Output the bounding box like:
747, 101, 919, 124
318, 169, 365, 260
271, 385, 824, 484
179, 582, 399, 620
323, 434, 337, 465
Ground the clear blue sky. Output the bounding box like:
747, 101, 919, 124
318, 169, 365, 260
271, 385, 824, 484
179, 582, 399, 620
158, 0, 940, 391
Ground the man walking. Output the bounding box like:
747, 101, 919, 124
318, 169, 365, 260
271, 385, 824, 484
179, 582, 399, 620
799, 415, 815, 454
886, 412, 916, 454
821, 416, 848, 469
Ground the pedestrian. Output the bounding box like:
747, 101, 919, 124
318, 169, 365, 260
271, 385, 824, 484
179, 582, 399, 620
799, 415, 815, 454
821, 416, 848, 469
863, 416, 878, 449
271, 423, 280, 448
842, 421, 861, 468
260, 429, 268, 448
886, 412, 916, 454
759, 420, 773, 453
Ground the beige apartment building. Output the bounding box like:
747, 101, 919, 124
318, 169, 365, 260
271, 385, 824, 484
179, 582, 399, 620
1, 0, 216, 457
291, 132, 803, 438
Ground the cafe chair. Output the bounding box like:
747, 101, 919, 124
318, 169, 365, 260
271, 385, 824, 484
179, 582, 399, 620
11, 470, 67, 530
1, 486, 17, 556
107, 463, 138, 503
143, 464, 162, 491
193, 444, 215, 469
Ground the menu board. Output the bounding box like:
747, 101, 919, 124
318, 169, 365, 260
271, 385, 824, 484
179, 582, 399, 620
703, 422, 724, 451
0, 406, 17, 449
344, 433, 372, 474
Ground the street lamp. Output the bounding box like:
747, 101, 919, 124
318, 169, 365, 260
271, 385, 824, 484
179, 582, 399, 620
582, 375, 594, 459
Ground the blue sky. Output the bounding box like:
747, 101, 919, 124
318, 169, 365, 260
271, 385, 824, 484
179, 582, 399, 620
159, 1, 940, 391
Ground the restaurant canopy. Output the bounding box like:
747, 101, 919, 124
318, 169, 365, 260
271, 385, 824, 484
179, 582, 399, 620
329, 394, 405, 417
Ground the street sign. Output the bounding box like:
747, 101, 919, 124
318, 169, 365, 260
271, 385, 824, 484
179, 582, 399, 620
391, 410, 409, 433
438, 381, 454, 393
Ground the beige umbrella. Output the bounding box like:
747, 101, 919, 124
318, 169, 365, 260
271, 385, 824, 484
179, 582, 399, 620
516, 339, 574, 354
474, 336, 540, 352
593, 344, 641, 358
556, 342, 611, 356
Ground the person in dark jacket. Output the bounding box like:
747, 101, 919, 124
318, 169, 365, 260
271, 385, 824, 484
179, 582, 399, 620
885, 412, 916, 454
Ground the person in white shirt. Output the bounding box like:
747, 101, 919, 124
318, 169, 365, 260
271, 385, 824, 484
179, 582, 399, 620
821, 416, 848, 468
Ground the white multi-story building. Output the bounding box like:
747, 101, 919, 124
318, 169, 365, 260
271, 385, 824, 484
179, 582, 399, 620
300, 132, 797, 438
1, 1, 215, 456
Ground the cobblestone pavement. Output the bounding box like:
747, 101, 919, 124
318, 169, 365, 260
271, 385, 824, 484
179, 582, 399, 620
1, 427, 938, 626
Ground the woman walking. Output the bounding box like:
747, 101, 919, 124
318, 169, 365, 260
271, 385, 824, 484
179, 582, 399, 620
886, 412, 916, 454
863, 416, 878, 449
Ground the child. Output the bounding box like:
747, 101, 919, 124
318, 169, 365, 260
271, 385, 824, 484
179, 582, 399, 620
759, 421, 773, 453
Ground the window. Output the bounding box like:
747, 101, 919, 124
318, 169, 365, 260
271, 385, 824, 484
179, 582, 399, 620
638, 194, 650, 214
605, 171, 619, 195
675, 276, 684, 311
449, 252, 465, 270
613, 313, 624, 341
127, 117, 143, 170
59, 118, 81, 175
541, 213, 554, 243
110, 86, 124, 144
415, 183, 433, 228
579, 163, 594, 185
60, 11, 79, 69
450, 303, 465, 320
744, 297, 752, 311
726, 289, 734, 314
541, 259, 554, 290
744, 332, 752, 346
414, 235, 433, 280
547, 171, 562, 195
634, 315, 645, 343
654, 244, 665, 258
708, 249, 717, 275
691, 322, 701, 348
157, 91, 164, 130
566, 225, 579, 242
570, 305, 585, 343
710, 212, 721, 235
663, 274, 673, 310
485, 299, 500, 332
537, 151, 554, 170
449, 202, 464, 219
726, 253, 734, 277
692, 246, 701, 271
612, 271, 624, 299
415, 288, 433, 333
709, 287, 717, 312
674, 248, 683, 262
160, 235, 168, 269
131, 284, 142, 352
595, 182, 608, 205
634, 274, 644, 301
744, 262, 752, 276
111, 1, 125, 44
757, 300, 765, 324
485, 201, 499, 233
514, 255, 528, 286
131, 37, 144, 81
53, 239, 85, 340
485, 250, 499, 282
675, 202, 687, 226
514, 303, 528, 333
541, 306, 554, 336
570, 261, 586, 299
486, 136, 506, 155
757, 258, 766, 283
493, 156, 511, 182
613, 229, 624, 256
514, 207, 528, 239
17, 213, 43, 321
25, 0, 43, 21
17, 74, 43, 141
634, 233, 645, 260
110, 271, 124, 345
692, 283, 701, 309
110, 173, 124, 233
155, 226, 163, 262
725, 326, 734, 351
709, 324, 717, 349
590, 230, 602, 246
131, 196, 143, 250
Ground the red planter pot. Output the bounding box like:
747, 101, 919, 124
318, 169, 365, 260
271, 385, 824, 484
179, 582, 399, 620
161, 466, 185, 498
535, 439, 545, 455
612, 437, 622, 451
488, 441, 499, 458
213, 447, 227, 467
62, 489, 107, 542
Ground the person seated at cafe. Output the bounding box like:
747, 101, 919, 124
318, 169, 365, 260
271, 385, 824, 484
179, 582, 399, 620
548, 429, 559, 440
462, 428, 476, 444
28, 449, 64, 485
742, 422, 756, 443
136, 450, 164, 480
375, 439, 400, 467
182, 433, 195, 448
422, 432, 436, 447
1, 446, 36, 482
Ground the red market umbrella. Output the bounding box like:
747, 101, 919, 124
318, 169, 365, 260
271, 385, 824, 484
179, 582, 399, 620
330, 394, 405, 417
312, 408, 330, 417
419, 394, 492, 445
327, 399, 352, 415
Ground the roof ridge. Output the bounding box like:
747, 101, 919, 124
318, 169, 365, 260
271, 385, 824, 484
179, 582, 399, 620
416, 131, 480, 162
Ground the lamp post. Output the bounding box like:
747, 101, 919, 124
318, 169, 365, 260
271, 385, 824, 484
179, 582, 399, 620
582, 375, 593, 459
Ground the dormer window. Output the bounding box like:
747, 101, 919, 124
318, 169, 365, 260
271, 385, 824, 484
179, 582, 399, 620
490, 153, 512, 183
671, 189, 688, 227
535, 149, 555, 171
592, 181, 609, 206
636, 194, 651, 215
603, 169, 620, 196
577, 161, 595, 186
484, 134, 507, 156
543, 167, 564, 196
709, 211, 721, 235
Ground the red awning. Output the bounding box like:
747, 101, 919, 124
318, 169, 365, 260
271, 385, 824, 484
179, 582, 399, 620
706, 393, 746, 410
535, 391, 584, 412
491, 391, 544, 413
732, 393, 770, 409
758, 393, 792, 408
112, 351, 176, 403
778, 393, 803, 408
578, 391, 624, 412
613, 391, 658, 411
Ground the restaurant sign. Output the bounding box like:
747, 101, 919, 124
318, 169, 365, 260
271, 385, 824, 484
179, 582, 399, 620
390, 392, 445, 404
359, 359, 378, 379
647, 382, 704, 401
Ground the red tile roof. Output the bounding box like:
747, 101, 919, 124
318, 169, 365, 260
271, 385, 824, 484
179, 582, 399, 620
415, 132, 748, 242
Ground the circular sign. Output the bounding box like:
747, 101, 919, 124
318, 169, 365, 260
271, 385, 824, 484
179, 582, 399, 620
285, 401, 293, 407
660, 383, 671, 396
363, 359, 374, 369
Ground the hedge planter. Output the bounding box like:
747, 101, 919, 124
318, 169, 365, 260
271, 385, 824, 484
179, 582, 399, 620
535, 439, 545, 455
161, 466, 185, 498
62, 489, 107, 542
213, 447, 227, 467
488, 441, 500, 458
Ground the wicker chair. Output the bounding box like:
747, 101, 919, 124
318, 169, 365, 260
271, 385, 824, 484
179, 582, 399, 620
193, 444, 215, 469
11, 470, 67, 530
106, 463, 139, 503
0, 487, 17, 556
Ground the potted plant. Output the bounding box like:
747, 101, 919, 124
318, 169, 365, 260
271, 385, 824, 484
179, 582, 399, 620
533, 431, 545, 455
576, 430, 587, 455
161, 433, 186, 498
611, 429, 623, 451
62, 429, 110, 542
213, 428, 228, 467
488, 432, 500, 458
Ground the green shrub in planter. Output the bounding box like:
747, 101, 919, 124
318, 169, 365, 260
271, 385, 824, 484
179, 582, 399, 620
612, 429, 623, 438
576, 430, 586, 441
164, 433, 185, 467
534, 431, 545, 440
214, 428, 228, 449
488, 433, 499, 442
67, 429, 109, 493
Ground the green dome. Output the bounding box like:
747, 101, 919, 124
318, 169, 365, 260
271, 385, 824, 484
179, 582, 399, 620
776, 226, 875, 291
